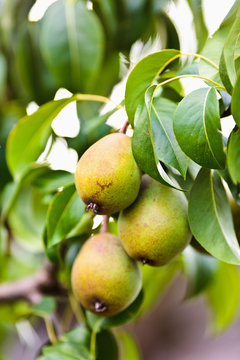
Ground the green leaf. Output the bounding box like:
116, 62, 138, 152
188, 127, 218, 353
140, 259, 181, 313
8, 186, 48, 252
186, 0, 208, 52
125, 49, 180, 125
38, 325, 92, 360
199, 0, 240, 86
173, 88, 225, 169
150, 97, 189, 177
132, 102, 183, 189
47, 185, 86, 247
6, 98, 73, 181
220, 5, 240, 92
118, 330, 140, 360
0, 52, 7, 102
231, 70, 240, 127
206, 262, 240, 333
40, 0, 105, 93
86, 290, 144, 329
183, 246, 218, 297
227, 128, 240, 184
31, 297, 56, 317
188, 168, 240, 264
96, 330, 119, 360
32, 169, 74, 193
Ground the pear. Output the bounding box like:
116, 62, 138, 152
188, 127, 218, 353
71, 232, 142, 316
118, 176, 191, 266
75, 133, 142, 215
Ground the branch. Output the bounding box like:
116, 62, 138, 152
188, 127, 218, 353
0, 261, 65, 304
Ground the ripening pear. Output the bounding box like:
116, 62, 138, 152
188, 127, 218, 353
75, 133, 142, 215
118, 176, 191, 266
71, 233, 142, 317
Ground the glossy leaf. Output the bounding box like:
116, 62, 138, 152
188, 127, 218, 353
32, 169, 74, 193
31, 297, 56, 317
227, 128, 240, 184
149, 96, 189, 177
186, 0, 208, 52
118, 331, 141, 360
125, 49, 180, 125
231, 70, 240, 127
40, 0, 105, 93
38, 325, 91, 360
183, 246, 218, 297
47, 185, 86, 247
86, 291, 144, 329
96, 330, 119, 360
0, 53, 7, 101
199, 0, 240, 85
206, 262, 240, 333
140, 260, 181, 313
174, 88, 225, 169
188, 168, 240, 264
132, 102, 182, 189
6, 98, 73, 181
220, 5, 240, 92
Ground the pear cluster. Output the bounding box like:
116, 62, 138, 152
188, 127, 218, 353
72, 133, 191, 317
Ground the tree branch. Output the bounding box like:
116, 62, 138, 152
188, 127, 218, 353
0, 261, 66, 304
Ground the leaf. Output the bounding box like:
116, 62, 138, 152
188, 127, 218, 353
8, 186, 48, 252
206, 262, 240, 333
140, 260, 180, 313
132, 102, 183, 189
32, 169, 74, 193
173, 88, 225, 169
6, 98, 73, 181
231, 70, 240, 127
40, 0, 105, 93
0, 52, 7, 102
125, 49, 180, 125
199, 0, 240, 85
86, 291, 144, 329
31, 297, 56, 317
183, 246, 218, 297
118, 330, 141, 360
186, 0, 208, 52
38, 325, 91, 360
227, 128, 240, 184
96, 330, 119, 360
47, 185, 86, 247
188, 168, 240, 264
220, 5, 240, 93
150, 97, 189, 177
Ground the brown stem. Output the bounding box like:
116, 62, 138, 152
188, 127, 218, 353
100, 215, 108, 233
0, 261, 65, 304
119, 120, 129, 134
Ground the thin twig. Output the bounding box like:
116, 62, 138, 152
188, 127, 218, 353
119, 120, 129, 134
100, 215, 108, 233
0, 262, 64, 304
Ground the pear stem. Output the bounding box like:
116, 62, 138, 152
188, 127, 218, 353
100, 215, 109, 233
119, 120, 129, 134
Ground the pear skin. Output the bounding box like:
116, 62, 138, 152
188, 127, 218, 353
71, 233, 142, 316
75, 133, 142, 215
118, 176, 191, 266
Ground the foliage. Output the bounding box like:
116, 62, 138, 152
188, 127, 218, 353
0, 0, 240, 359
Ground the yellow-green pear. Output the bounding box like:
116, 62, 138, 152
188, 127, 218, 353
75, 133, 142, 215
118, 176, 191, 266
71, 232, 142, 316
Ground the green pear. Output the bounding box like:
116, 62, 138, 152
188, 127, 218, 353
71, 232, 142, 316
118, 176, 191, 266
75, 133, 142, 215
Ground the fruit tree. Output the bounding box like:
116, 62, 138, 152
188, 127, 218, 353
0, 0, 240, 359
